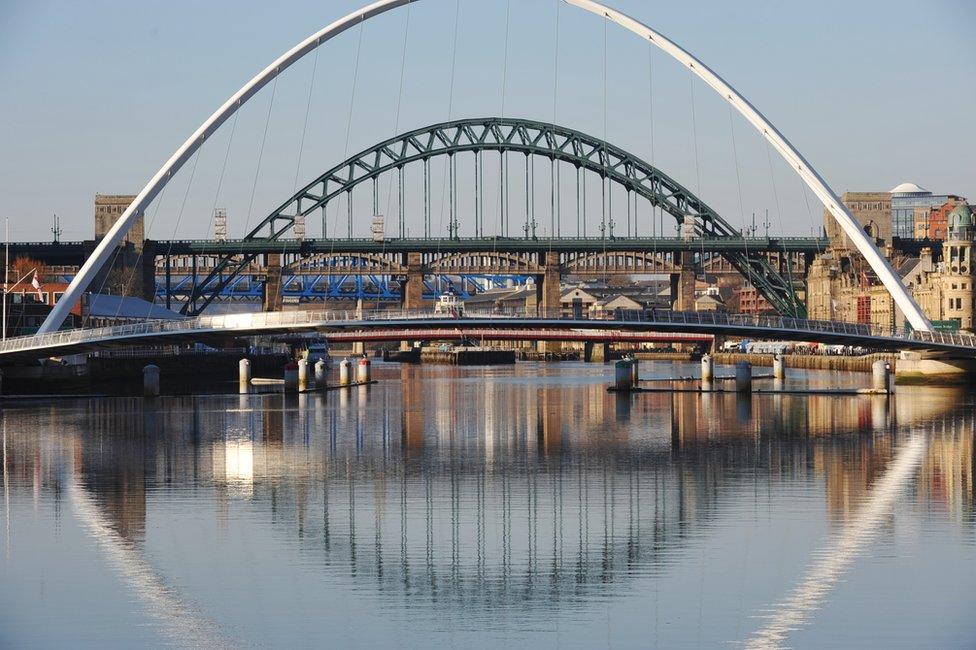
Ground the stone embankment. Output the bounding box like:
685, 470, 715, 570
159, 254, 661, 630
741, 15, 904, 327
713, 352, 897, 373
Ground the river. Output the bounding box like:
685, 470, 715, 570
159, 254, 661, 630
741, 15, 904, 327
1, 361, 973, 648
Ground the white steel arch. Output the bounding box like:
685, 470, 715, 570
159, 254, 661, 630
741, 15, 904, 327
39, 0, 419, 333
39, 0, 933, 333
564, 0, 931, 332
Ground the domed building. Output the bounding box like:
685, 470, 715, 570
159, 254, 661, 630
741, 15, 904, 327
947, 202, 974, 240
889, 181, 961, 240
809, 199, 976, 333
939, 203, 976, 329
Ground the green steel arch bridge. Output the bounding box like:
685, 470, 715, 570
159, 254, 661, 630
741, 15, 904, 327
177, 117, 819, 317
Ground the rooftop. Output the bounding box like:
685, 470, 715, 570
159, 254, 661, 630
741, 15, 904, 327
890, 182, 929, 195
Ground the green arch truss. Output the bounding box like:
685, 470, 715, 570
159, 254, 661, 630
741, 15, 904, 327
184, 117, 805, 316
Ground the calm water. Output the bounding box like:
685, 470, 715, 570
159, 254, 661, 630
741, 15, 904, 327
1, 361, 974, 649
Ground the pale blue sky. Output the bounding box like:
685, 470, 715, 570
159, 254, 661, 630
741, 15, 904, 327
1, 0, 973, 242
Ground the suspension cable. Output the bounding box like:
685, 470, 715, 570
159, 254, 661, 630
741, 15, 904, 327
498, 0, 512, 239
339, 17, 366, 239
601, 17, 608, 281
765, 140, 798, 315
384, 5, 412, 234
144, 149, 202, 320
551, 0, 561, 241
435, 0, 462, 246
728, 105, 756, 295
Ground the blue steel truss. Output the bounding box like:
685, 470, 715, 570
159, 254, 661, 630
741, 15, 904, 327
158, 274, 529, 303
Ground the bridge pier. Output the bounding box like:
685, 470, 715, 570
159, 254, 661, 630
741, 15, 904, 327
401, 252, 424, 311
584, 341, 608, 363
262, 253, 283, 312
536, 251, 562, 355
401, 252, 424, 351
670, 251, 696, 311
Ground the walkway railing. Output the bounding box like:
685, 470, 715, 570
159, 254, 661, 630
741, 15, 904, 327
1, 308, 975, 354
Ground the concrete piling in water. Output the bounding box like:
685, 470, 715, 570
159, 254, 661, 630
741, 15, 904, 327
142, 364, 160, 397
872, 360, 892, 393
701, 354, 714, 385
630, 357, 640, 385
614, 359, 634, 391
314, 360, 328, 388
283, 362, 299, 393
734, 361, 752, 393
339, 359, 352, 387
773, 354, 785, 380
298, 359, 310, 391
357, 358, 371, 384
239, 359, 251, 394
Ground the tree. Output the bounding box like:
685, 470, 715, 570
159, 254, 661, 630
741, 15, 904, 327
9, 256, 47, 285
103, 267, 135, 296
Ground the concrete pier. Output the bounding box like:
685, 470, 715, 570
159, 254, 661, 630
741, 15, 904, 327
614, 359, 634, 391
773, 354, 785, 380
314, 360, 328, 387
734, 361, 752, 393
700, 355, 714, 383
872, 360, 892, 393
142, 364, 160, 397
239, 359, 251, 394
339, 359, 352, 387
298, 359, 310, 391
356, 358, 371, 384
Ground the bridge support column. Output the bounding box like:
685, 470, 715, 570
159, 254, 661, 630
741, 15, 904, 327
584, 341, 607, 363
401, 252, 424, 311
352, 341, 365, 357
401, 252, 424, 351
536, 251, 562, 356
670, 251, 696, 312
262, 253, 283, 312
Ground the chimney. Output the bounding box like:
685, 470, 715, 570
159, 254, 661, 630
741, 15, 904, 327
920, 247, 933, 272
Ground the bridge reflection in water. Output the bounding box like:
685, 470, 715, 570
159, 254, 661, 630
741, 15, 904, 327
1, 364, 974, 644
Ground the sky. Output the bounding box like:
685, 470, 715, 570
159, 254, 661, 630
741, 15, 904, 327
0, 0, 974, 243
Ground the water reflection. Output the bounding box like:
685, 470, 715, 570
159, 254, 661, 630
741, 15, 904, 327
0, 363, 974, 647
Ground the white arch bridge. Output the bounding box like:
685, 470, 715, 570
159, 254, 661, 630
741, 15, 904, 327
38, 0, 935, 339
4, 310, 976, 362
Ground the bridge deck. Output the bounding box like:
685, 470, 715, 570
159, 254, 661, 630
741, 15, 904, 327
1, 309, 974, 362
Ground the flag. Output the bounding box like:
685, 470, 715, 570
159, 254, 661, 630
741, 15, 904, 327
31, 272, 43, 302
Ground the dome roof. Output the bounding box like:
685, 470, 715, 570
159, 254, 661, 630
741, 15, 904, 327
889, 181, 929, 194
948, 202, 974, 229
